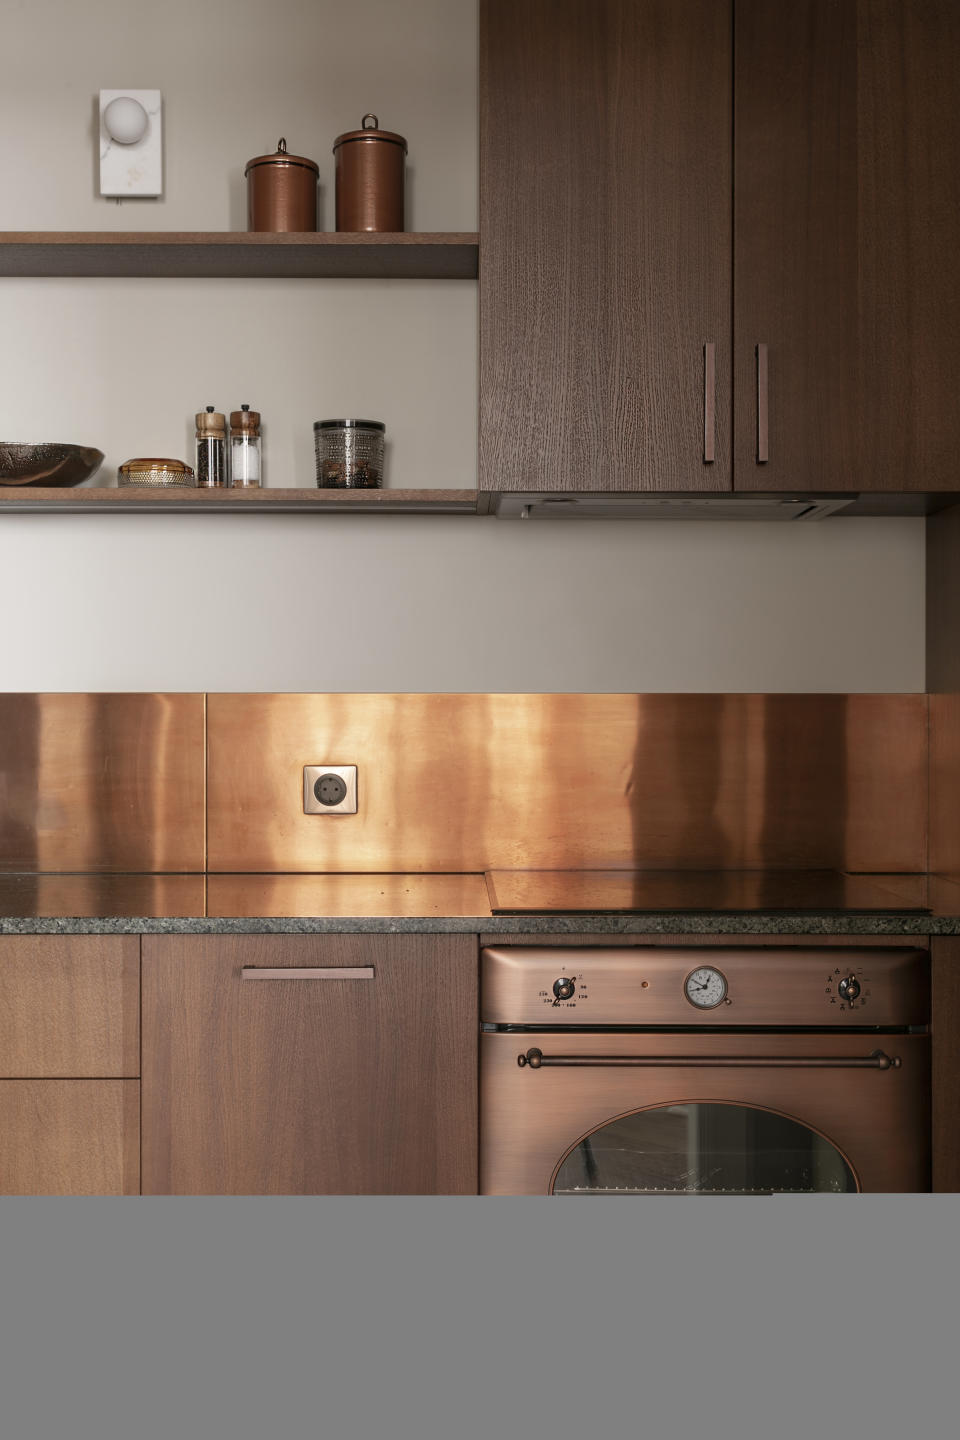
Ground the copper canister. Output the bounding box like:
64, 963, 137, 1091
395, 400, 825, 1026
245, 138, 319, 232
333, 114, 407, 232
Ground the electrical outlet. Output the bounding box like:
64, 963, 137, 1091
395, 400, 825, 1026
303, 765, 358, 815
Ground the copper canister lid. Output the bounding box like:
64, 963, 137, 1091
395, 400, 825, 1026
245, 137, 319, 176
333, 114, 407, 153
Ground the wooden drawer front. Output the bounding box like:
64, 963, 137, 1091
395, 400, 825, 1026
0, 1080, 139, 1194
142, 934, 478, 1195
0, 936, 139, 1077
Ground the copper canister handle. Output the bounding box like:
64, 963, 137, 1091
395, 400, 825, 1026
756, 342, 769, 462
241, 967, 375, 980
703, 342, 716, 463
517, 1048, 900, 1070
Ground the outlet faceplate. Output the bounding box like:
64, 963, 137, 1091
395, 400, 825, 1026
303, 765, 358, 814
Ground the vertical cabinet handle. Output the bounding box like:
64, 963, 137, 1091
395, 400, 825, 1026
703, 342, 716, 463
241, 967, 375, 980
756, 342, 769, 463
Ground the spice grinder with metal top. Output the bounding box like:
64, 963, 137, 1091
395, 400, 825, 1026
333, 115, 407, 231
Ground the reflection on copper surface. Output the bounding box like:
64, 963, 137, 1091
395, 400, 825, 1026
206, 694, 928, 874
0, 695, 205, 872
0, 873, 207, 918
207, 873, 491, 918
930, 693, 960, 879
486, 870, 931, 914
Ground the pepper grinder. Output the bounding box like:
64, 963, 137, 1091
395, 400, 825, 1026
195, 406, 227, 488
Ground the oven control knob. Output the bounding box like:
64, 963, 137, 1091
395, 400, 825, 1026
838, 975, 861, 1001
552, 977, 576, 1000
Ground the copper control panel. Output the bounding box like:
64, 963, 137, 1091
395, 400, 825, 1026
481, 947, 930, 1028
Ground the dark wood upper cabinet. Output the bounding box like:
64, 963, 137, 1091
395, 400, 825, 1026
481, 1, 959, 495
480, 0, 733, 492
734, 0, 960, 493
142, 934, 478, 1195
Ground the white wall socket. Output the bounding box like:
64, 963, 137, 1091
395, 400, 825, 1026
99, 89, 162, 197
303, 765, 358, 815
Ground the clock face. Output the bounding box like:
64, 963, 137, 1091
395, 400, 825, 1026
684, 966, 728, 1009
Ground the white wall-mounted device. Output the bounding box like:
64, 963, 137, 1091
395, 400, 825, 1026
99, 89, 162, 198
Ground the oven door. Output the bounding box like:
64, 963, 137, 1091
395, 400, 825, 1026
480, 1030, 930, 1195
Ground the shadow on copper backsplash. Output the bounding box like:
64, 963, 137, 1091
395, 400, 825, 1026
0, 693, 928, 876
0, 694, 206, 872
205, 694, 927, 875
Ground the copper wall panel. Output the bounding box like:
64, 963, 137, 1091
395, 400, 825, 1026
206, 694, 927, 875
0, 694, 205, 872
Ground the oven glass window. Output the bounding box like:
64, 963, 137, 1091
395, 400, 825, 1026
553, 1104, 858, 1195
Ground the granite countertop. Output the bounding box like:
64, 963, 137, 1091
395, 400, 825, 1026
1, 869, 960, 936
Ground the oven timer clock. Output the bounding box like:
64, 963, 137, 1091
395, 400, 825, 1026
683, 965, 729, 1009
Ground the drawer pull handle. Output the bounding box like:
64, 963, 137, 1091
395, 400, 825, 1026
517, 1048, 900, 1071
703, 342, 716, 462
241, 967, 375, 981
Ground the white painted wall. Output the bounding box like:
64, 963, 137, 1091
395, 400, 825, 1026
0, 516, 924, 692
0, 0, 926, 693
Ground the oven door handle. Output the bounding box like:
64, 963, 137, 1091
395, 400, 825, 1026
517, 1048, 901, 1071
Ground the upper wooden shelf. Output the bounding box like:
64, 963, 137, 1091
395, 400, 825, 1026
0, 487, 487, 514
0, 232, 479, 280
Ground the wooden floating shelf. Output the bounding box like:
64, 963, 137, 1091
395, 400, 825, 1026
0, 231, 479, 280
0, 487, 487, 514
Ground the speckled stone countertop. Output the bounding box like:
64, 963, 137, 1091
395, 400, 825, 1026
2, 870, 960, 936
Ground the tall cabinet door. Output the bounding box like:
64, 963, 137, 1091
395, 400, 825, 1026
142, 935, 478, 1195
480, 0, 732, 492
735, 0, 960, 492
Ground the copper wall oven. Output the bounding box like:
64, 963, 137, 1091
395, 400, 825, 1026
480, 948, 930, 1195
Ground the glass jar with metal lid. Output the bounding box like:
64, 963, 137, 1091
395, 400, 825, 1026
118, 458, 195, 488
314, 419, 385, 489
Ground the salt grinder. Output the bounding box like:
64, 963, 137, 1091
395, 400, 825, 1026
333, 114, 407, 232
230, 405, 262, 488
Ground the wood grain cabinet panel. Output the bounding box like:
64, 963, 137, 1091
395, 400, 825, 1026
142, 935, 478, 1195
0, 935, 139, 1077
480, 0, 732, 492
734, 0, 960, 492
0, 1081, 139, 1194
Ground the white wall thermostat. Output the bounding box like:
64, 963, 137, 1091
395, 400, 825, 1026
99, 89, 162, 198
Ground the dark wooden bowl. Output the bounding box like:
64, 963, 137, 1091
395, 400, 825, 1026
0, 442, 105, 487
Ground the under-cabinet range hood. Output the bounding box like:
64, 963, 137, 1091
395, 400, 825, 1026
494, 494, 857, 520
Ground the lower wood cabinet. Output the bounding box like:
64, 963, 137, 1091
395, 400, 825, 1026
0, 1081, 139, 1195
141, 934, 479, 1195
0, 935, 140, 1195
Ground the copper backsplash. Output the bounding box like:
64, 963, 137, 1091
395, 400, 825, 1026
0, 693, 928, 874
0, 694, 205, 872
207, 693, 927, 874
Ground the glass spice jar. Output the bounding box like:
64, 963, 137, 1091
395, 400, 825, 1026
230, 405, 262, 488
313, 419, 385, 489
195, 406, 227, 488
